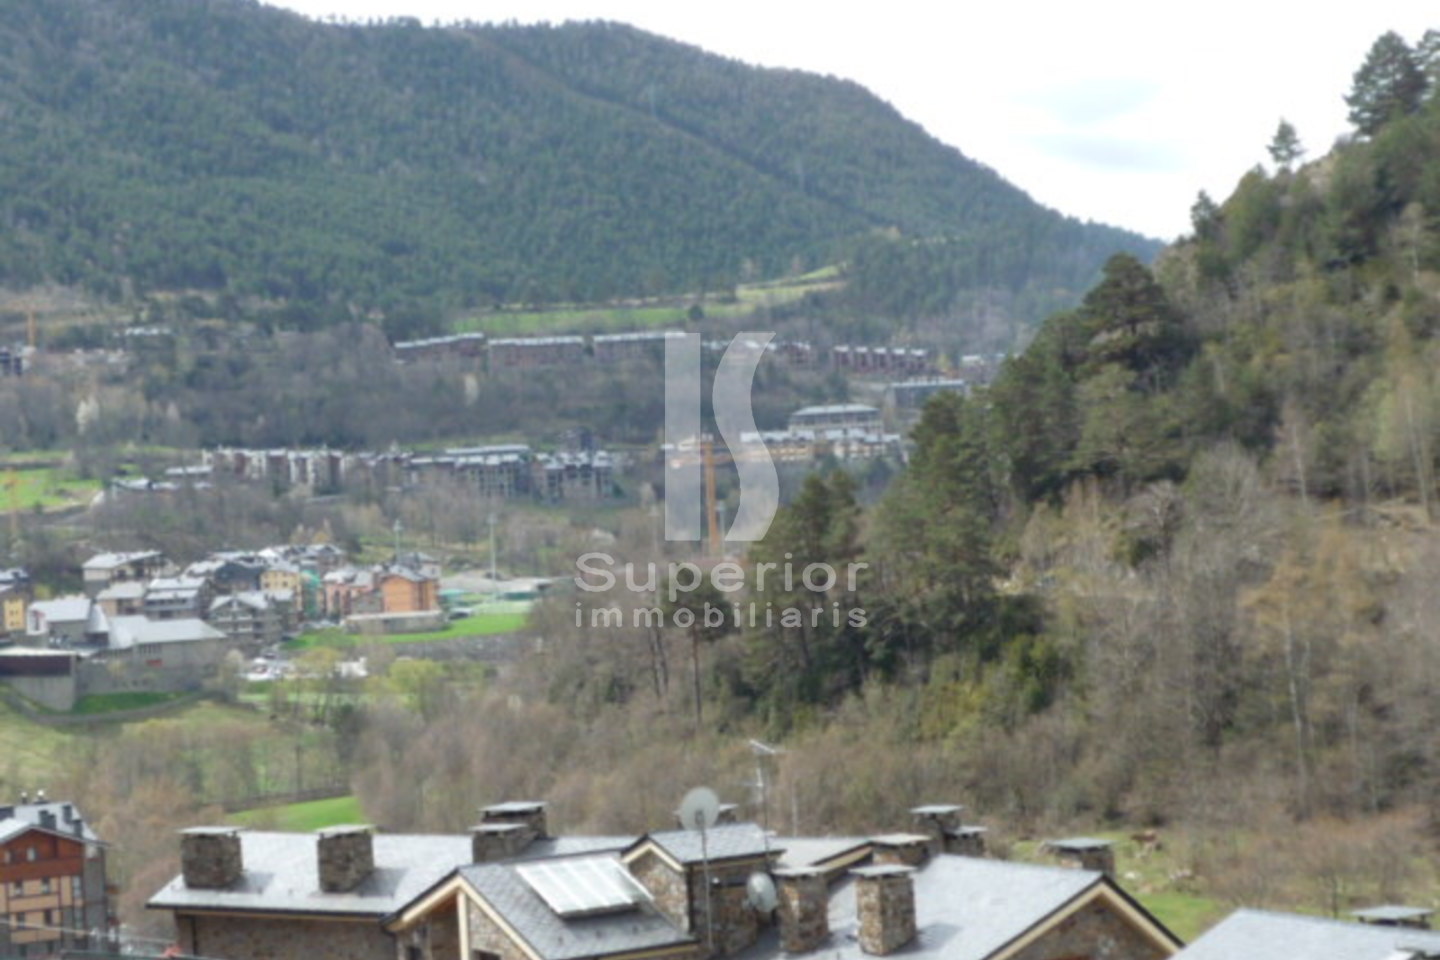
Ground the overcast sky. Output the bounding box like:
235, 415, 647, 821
265, 0, 1435, 241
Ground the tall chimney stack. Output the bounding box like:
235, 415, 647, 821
774, 868, 829, 954
852, 865, 916, 956
317, 825, 375, 893
471, 823, 532, 863
870, 834, 931, 868
181, 827, 245, 889
909, 804, 962, 858
1044, 837, 1115, 876
480, 801, 548, 843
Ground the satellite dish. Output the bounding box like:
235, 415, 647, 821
746, 872, 778, 912
678, 786, 721, 832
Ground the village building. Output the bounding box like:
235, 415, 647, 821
207, 591, 294, 650
151, 802, 1181, 960
830, 346, 932, 378
787, 404, 883, 434
25, 597, 94, 645
394, 332, 488, 363
0, 569, 31, 638
0, 798, 110, 958
885, 378, 970, 411
94, 581, 146, 619
489, 336, 587, 369
142, 577, 213, 621
80, 551, 171, 597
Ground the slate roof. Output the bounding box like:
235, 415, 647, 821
148, 832, 473, 918
83, 551, 163, 571
727, 855, 1122, 960
96, 581, 147, 601
0, 801, 102, 845
635, 823, 778, 865
459, 856, 693, 960
29, 597, 92, 625
1176, 909, 1440, 960
107, 616, 226, 649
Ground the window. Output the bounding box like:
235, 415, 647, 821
39, 878, 50, 894
10, 880, 21, 896
25, 846, 36, 862
72, 876, 82, 900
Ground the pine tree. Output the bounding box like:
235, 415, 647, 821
1345, 31, 1426, 137
1267, 119, 1304, 171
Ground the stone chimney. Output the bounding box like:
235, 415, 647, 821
1044, 838, 1115, 876
852, 865, 916, 956
181, 827, 245, 889
909, 804, 961, 858
774, 868, 829, 954
317, 825, 375, 893
1352, 905, 1434, 930
948, 825, 987, 857
471, 823, 532, 863
869, 833, 931, 868
480, 801, 548, 841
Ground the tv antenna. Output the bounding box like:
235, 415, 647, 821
678, 787, 720, 954
748, 739, 783, 840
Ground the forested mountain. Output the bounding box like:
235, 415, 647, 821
0, 0, 1155, 327
542, 29, 1440, 847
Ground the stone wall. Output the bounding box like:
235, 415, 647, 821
1007, 898, 1171, 960
396, 903, 458, 960
628, 850, 691, 933
466, 898, 536, 960
178, 913, 393, 960
707, 880, 758, 957
3, 673, 78, 711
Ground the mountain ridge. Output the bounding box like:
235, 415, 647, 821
0, 0, 1159, 329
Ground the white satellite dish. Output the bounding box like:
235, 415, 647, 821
678, 787, 721, 832
746, 872, 778, 912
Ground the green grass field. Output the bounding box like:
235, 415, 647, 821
456, 269, 844, 337
231, 794, 364, 831
0, 699, 75, 786
1138, 890, 1228, 943
70, 691, 190, 715
0, 465, 101, 511
1008, 831, 1226, 943
290, 607, 529, 650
